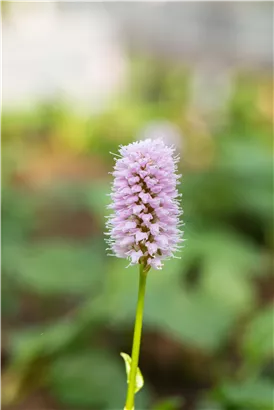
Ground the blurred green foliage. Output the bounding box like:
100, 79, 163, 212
2, 59, 273, 410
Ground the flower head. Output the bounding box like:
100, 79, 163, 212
106, 139, 183, 270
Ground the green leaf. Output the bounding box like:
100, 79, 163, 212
219, 378, 274, 410
10, 321, 79, 364
48, 350, 149, 409
242, 306, 274, 366
104, 259, 238, 351
146, 288, 238, 351
185, 228, 261, 278
6, 242, 104, 294
201, 259, 254, 314
5, 306, 122, 406
120, 352, 144, 394
152, 397, 184, 410
196, 400, 224, 410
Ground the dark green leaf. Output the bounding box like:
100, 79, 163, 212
220, 378, 274, 410
48, 349, 150, 409
242, 306, 274, 366
152, 397, 184, 410
6, 242, 104, 294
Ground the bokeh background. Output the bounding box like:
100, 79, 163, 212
1, 2, 273, 410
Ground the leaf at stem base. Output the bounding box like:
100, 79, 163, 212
120, 352, 144, 394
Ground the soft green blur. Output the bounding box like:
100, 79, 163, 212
2, 12, 273, 410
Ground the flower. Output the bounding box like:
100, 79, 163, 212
106, 139, 183, 270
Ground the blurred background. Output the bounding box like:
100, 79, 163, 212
1, 2, 273, 410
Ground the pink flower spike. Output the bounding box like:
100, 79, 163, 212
133, 205, 144, 215
131, 184, 142, 193
141, 213, 153, 225
135, 231, 148, 243
139, 192, 150, 204
129, 250, 143, 264
147, 242, 158, 255
106, 138, 183, 269
150, 257, 163, 270
123, 221, 137, 231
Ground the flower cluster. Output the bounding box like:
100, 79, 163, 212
106, 139, 183, 270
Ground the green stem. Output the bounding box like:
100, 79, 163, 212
125, 264, 148, 410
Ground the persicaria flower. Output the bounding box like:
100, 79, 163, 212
106, 138, 183, 270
